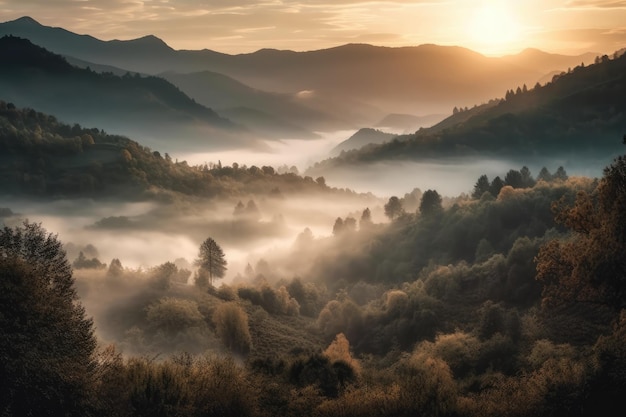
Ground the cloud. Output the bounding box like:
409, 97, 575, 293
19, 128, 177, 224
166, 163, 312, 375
1, 0, 624, 54
566, 0, 626, 9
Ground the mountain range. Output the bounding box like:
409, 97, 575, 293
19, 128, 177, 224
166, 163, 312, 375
0, 35, 261, 153
0, 16, 599, 123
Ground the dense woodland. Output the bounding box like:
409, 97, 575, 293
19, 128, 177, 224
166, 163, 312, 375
1, 32, 626, 417
0, 100, 366, 201
2, 123, 625, 416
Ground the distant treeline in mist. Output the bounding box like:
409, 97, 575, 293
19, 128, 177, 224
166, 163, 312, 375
2, 149, 625, 416
0, 100, 363, 200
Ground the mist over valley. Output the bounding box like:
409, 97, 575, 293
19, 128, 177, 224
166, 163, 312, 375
1, 11, 626, 417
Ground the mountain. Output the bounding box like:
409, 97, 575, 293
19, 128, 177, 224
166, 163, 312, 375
0, 16, 178, 68
217, 106, 320, 140
331, 128, 397, 155
0, 35, 256, 153
64, 55, 143, 77
374, 113, 447, 133
501, 48, 598, 74
0, 16, 598, 118
307, 52, 626, 175
159, 70, 351, 135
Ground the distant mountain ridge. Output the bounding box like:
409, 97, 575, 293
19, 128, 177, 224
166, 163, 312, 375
0, 35, 261, 153
158, 70, 351, 135
331, 128, 397, 155
0, 16, 599, 117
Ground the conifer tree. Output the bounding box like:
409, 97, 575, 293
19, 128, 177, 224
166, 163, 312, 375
194, 237, 227, 286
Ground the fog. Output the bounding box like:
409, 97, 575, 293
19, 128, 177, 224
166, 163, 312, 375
174, 129, 492, 198
0, 181, 385, 355
0, 126, 612, 357
176, 127, 610, 199
0, 187, 383, 280
177, 130, 358, 174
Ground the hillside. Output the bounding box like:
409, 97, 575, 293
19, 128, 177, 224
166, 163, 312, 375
331, 128, 397, 155
374, 113, 447, 133
307, 51, 626, 176
0, 35, 259, 153
0, 100, 367, 200
5, 148, 625, 416
159, 71, 349, 135
0, 16, 597, 117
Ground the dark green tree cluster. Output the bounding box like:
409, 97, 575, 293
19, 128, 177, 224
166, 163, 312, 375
472, 166, 567, 199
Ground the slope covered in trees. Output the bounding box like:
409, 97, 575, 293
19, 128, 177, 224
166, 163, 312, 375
308, 50, 626, 175
2, 154, 625, 416
0, 100, 364, 200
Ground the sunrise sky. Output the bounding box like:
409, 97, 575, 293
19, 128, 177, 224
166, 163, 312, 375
1, 0, 625, 56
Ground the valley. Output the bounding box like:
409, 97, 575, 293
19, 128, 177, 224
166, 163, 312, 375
1, 11, 625, 417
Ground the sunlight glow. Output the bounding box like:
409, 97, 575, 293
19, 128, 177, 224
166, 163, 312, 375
466, 2, 523, 55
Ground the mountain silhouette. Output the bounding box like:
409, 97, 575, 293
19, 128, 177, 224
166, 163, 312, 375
331, 128, 398, 156
0, 16, 598, 119
0, 35, 263, 153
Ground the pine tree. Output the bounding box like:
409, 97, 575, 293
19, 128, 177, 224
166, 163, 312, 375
472, 174, 491, 199
194, 237, 227, 286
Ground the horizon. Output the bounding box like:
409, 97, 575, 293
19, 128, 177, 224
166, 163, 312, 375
1, 15, 608, 59
1, 1, 625, 57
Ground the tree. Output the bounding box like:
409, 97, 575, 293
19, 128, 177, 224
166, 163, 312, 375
472, 174, 491, 199
537, 167, 553, 182
295, 227, 314, 247
535, 155, 626, 311
194, 237, 227, 286
419, 189, 443, 217
344, 217, 357, 232
0, 221, 97, 416
150, 261, 178, 290
360, 207, 372, 229
490, 176, 505, 196
213, 302, 252, 355
107, 258, 124, 278
554, 166, 568, 181
72, 250, 106, 270
504, 169, 524, 188
384, 196, 403, 220
233, 200, 245, 216
245, 199, 261, 221
520, 166, 536, 188
333, 217, 345, 235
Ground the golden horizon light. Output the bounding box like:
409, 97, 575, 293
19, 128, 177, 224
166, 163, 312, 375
0, 1, 624, 56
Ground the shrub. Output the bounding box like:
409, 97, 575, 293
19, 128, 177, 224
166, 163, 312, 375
213, 302, 252, 355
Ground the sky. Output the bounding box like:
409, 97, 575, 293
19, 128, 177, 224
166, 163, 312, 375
0, 1, 625, 56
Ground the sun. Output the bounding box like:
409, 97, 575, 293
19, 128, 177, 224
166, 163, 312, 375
467, 2, 522, 55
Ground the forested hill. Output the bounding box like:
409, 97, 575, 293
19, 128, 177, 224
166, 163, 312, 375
0, 36, 254, 152
0, 101, 357, 200
309, 50, 626, 172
